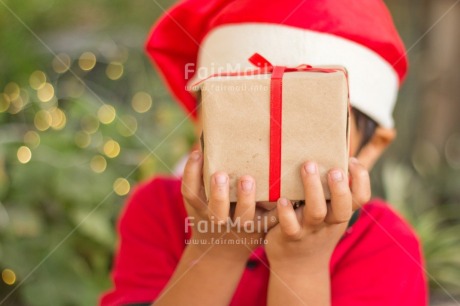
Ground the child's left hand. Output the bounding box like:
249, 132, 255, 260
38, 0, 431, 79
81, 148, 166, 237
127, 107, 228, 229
265, 157, 371, 271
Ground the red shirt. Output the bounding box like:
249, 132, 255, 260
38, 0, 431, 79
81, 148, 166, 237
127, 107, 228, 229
100, 176, 428, 306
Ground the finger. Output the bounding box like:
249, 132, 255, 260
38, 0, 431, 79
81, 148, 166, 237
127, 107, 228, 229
262, 208, 279, 232
301, 161, 327, 225
234, 175, 256, 226
208, 171, 230, 224
277, 198, 302, 240
325, 168, 352, 224
349, 157, 371, 210
181, 150, 206, 212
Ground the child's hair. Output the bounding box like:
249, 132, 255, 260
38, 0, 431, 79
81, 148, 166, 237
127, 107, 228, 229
352, 107, 378, 153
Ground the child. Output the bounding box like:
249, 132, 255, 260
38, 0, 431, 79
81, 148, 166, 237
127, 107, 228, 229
101, 0, 428, 305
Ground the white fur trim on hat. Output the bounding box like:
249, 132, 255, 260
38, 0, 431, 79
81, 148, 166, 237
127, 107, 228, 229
188, 23, 399, 128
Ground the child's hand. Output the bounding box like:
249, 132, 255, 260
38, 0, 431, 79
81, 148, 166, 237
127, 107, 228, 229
182, 150, 277, 261
265, 157, 371, 271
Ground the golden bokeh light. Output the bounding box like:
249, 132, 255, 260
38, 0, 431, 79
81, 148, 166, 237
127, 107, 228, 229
113, 178, 130, 196
91, 132, 103, 147
0, 93, 10, 112
52, 53, 71, 74
24, 131, 41, 148
131, 92, 152, 113
17, 146, 32, 164
20, 89, 29, 104
106, 62, 123, 80
4, 82, 20, 100
103, 139, 121, 158
49, 107, 67, 130
37, 83, 55, 102
29, 71, 47, 90
34, 110, 52, 131
116, 115, 138, 137
9, 95, 24, 114
79, 52, 97, 71
90, 155, 107, 173
97, 104, 116, 124
2, 269, 16, 286
61, 78, 85, 98
75, 131, 91, 148
80, 115, 100, 134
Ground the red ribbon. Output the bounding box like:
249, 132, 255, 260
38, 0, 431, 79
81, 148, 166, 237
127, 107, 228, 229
247, 53, 349, 201
268, 66, 285, 201
193, 53, 349, 202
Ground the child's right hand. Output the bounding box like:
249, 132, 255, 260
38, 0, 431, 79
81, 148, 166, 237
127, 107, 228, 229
181, 150, 278, 262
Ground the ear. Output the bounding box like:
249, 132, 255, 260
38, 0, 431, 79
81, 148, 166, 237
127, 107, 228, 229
356, 127, 396, 170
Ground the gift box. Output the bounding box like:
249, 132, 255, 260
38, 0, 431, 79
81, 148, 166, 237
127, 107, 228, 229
192, 54, 350, 203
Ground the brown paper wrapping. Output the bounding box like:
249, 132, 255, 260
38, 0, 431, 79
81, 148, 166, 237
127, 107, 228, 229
197, 69, 349, 202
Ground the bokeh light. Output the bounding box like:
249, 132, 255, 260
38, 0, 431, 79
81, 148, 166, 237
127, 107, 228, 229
52, 53, 71, 74
113, 178, 130, 196
116, 115, 138, 137
17, 146, 32, 164
24, 131, 41, 148
11, 89, 29, 112
61, 78, 85, 98
29, 71, 47, 90
2, 269, 16, 286
131, 92, 152, 113
80, 115, 100, 134
97, 104, 116, 124
106, 62, 123, 80
34, 110, 52, 131
37, 83, 55, 102
74, 131, 91, 148
90, 155, 107, 173
78, 52, 97, 71
20, 89, 29, 105
8, 94, 24, 114
0, 93, 10, 112
4, 82, 20, 100
91, 132, 104, 148
103, 139, 120, 158
49, 107, 67, 130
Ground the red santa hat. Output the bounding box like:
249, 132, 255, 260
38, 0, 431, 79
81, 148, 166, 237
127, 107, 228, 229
146, 0, 408, 128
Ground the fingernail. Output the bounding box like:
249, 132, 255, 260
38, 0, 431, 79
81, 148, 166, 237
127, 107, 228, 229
349, 157, 359, 164
241, 180, 253, 191
304, 162, 317, 174
278, 198, 289, 207
330, 170, 343, 182
215, 174, 228, 185
191, 151, 201, 160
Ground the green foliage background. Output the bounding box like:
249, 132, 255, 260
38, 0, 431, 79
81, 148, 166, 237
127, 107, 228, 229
0, 0, 459, 305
